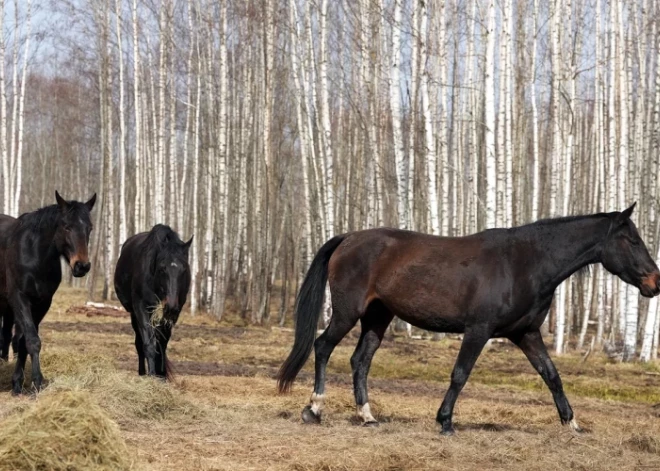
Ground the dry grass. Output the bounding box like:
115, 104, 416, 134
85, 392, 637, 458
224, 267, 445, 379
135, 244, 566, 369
0, 391, 134, 471
47, 367, 204, 426
1, 286, 660, 470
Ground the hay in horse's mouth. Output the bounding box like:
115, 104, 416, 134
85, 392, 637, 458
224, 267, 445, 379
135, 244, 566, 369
149, 302, 171, 327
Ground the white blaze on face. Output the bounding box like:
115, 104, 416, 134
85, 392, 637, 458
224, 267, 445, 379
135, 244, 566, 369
310, 393, 325, 415
357, 402, 377, 423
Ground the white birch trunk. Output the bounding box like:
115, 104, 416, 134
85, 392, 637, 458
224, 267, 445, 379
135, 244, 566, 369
407, 3, 420, 230
12, 0, 31, 216
290, 0, 313, 268
8, 0, 19, 215
0, 0, 7, 215
132, 0, 143, 229
319, 0, 334, 235
190, 42, 202, 315
530, 0, 539, 222
437, 0, 449, 235
115, 0, 127, 244
484, 0, 496, 229
503, 0, 513, 226
390, 0, 406, 229
420, 0, 438, 235
617, 1, 636, 361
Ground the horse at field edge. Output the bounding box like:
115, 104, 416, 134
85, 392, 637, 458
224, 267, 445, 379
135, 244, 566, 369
0, 191, 96, 394
276, 203, 660, 435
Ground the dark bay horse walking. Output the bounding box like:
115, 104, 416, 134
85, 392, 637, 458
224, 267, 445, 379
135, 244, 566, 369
114, 224, 192, 379
277, 204, 660, 435
0, 191, 96, 394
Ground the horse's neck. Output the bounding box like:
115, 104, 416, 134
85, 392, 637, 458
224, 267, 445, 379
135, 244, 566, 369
31, 227, 61, 271
535, 217, 608, 289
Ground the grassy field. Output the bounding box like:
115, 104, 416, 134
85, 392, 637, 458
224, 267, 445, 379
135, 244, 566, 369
1, 287, 660, 470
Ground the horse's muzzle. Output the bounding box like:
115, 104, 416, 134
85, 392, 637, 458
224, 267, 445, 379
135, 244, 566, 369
639, 272, 660, 298
72, 260, 91, 277
164, 297, 180, 315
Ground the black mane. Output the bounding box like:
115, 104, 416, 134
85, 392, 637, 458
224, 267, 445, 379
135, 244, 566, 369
17, 205, 61, 230
143, 224, 189, 268
528, 212, 610, 227
144, 224, 186, 249
17, 201, 92, 231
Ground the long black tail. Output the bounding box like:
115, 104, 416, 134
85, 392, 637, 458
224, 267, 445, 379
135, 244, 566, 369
276, 235, 345, 393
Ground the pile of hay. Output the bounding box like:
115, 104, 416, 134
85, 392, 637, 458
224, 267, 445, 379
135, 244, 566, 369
51, 370, 201, 424
624, 433, 660, 455
46, 358, 203, 424
0, 349, 113, 391
0, 359, 14, 390
0, 391, 134, 471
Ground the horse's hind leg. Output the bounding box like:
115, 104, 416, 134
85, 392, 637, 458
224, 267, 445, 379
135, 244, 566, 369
0, 310, 13, 361
10, 335, 27, 395
437, 328, 491, 435
509, 329, 581, 432
130, 312, 146, 375
350, 303, 394, 426
302, 304, 360, 424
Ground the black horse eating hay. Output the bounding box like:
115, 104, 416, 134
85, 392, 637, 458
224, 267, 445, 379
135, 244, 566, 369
0, 191, 96, 394
114, 224, 192, 379
277, 204, 660, 435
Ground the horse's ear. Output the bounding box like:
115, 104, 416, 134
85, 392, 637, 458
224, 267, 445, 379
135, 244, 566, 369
618, 202, 636, 223
85, 193, 97, 211
184, 236, 193, 250
55, 191, 68, 210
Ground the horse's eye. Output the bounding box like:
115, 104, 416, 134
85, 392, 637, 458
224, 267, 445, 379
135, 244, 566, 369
63, 225, 72, 232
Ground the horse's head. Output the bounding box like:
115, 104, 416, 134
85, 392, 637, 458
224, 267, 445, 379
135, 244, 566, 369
154, 235, 193, 316
54, 191, 96, 278
601, 203, 660, 298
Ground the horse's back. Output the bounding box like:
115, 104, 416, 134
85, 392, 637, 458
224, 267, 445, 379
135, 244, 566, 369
0, 214, 17, 252
327, 228, 530, 332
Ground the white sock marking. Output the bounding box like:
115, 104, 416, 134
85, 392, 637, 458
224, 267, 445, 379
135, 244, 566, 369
357, 402, 377, 423
310, 393, 325, 415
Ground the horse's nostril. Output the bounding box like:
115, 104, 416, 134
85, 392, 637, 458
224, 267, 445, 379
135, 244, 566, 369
73, 261, 90, 274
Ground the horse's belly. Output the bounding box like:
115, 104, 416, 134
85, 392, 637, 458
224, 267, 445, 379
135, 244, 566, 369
492, 302, 549, 337
382, 295, 467, 333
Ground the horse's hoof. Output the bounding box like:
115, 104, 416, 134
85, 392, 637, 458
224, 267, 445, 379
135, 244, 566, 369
11, 385, 22, 396
568, 418, 584, 434
440, 427, 455, 436
363, 421, 380, 427
302, 405, 321, 424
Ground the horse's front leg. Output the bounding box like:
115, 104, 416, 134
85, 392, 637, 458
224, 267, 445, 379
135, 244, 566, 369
135, 302, 157, 376
510, 329, 582, 432
437, 327, 491, 435
10, 293, 43, 393
0, 308, 14, 361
